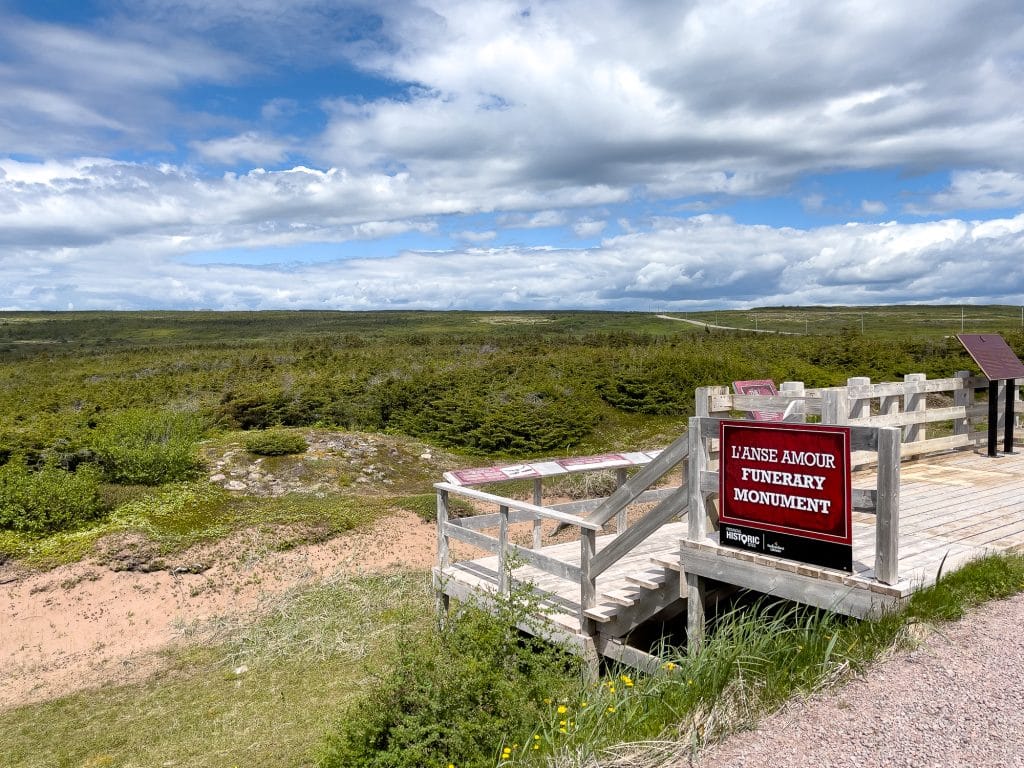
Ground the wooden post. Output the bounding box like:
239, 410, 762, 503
1002, 380, 1015, 454
532, 478, 543, 549
875, 427, 901, 585
904, 373, 926, 443
686, 416, 709, 653
989, 380, 999, 457
822, 387, 850, 425
615, 467, 629, 532
848, 376, 872, 422
954, 370, 971, 436
498, 504, 510, 594
780, 380, 806, 422
436, 488, 450, 613
580, 528, 597, 637
686, 574, 708, 654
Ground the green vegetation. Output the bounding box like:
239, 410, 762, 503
1, 308, 1023, 766
0, 459, 105, 535
0, 572, 433, 768
244, 428, 308, 456
90, 409, 206, 485
5, 554, 1020, 768
323, 553, 1024, 768
320, 588, 582, 768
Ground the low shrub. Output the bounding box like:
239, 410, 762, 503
244, 429, 308, 456
318, 591, 581, 768
0, 459, 106, 535
90, 409, 205, 485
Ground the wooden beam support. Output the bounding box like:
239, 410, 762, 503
875, 427, 902, 585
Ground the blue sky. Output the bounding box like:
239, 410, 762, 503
1, 0, 1023, 310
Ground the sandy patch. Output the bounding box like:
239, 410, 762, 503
0, 510, 482, 711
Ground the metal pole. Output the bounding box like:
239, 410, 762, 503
988, 380, 999, 457
1006, 378, 1016, 454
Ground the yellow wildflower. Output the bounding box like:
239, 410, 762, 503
557, 704, 567, 714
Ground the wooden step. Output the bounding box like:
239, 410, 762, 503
582, 604, 619, 622
601, 588, 645, 607
625, 568, 669, 590
649, 553, 681, 572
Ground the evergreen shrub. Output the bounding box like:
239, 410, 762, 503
90, 409, 204, 485
0, 459, 106, 534
318, 593, 580, 768
244, 429, 308, 456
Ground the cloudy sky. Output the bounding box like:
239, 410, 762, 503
2, 0, 1023, 311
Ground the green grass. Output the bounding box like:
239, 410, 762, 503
2, 554, 1022, 768
511, 551, 1024, 767
0, 572, 434, 768
0, 484, 389, 568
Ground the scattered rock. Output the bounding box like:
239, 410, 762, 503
171, 563, 208, 575
224, 480, 247, 491
95, 533, 163, 573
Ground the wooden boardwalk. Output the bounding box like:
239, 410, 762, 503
682, 448, 1024, 622
440, 520, 688, 638
435, 372, 1023, 670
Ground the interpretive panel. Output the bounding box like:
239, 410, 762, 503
444, 450, 659, 486
719, 420, 853, 572
733, 379, 782, 422
957, 334, 1024, 381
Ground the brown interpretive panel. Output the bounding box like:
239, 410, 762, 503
957, 334, 1024, 381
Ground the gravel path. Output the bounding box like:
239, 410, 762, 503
690, 593, 1024, 768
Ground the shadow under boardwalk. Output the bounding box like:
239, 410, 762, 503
436, 520, 689, 668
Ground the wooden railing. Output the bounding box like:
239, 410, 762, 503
695, 371, 1017, 460
436, 434, 691, 632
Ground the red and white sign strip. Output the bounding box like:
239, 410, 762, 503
444, 450, 661, 487
718, 420, 853, 571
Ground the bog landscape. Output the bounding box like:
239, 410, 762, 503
2, 307, 1023, 768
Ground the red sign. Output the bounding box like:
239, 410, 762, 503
448, 465, 539, 484
733, 379, 783, 422
719, 420, 852, 570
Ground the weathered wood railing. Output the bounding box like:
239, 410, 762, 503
435, 434, 691, 632
696, 371, 1014, 460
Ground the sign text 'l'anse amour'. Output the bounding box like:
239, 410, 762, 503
719, 420, 853, 572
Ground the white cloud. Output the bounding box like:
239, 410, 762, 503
191, 132, 294, 165
497, 210, 568, 228
311, 0, 1024, 202
3, 193, 1024, 309
919, 170, 1024, 213
573, 218, 607, 238
2, 2, 1024, 310
0, 15, 245, 155
453, 230, 497, 243
802, 194, 825, 212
